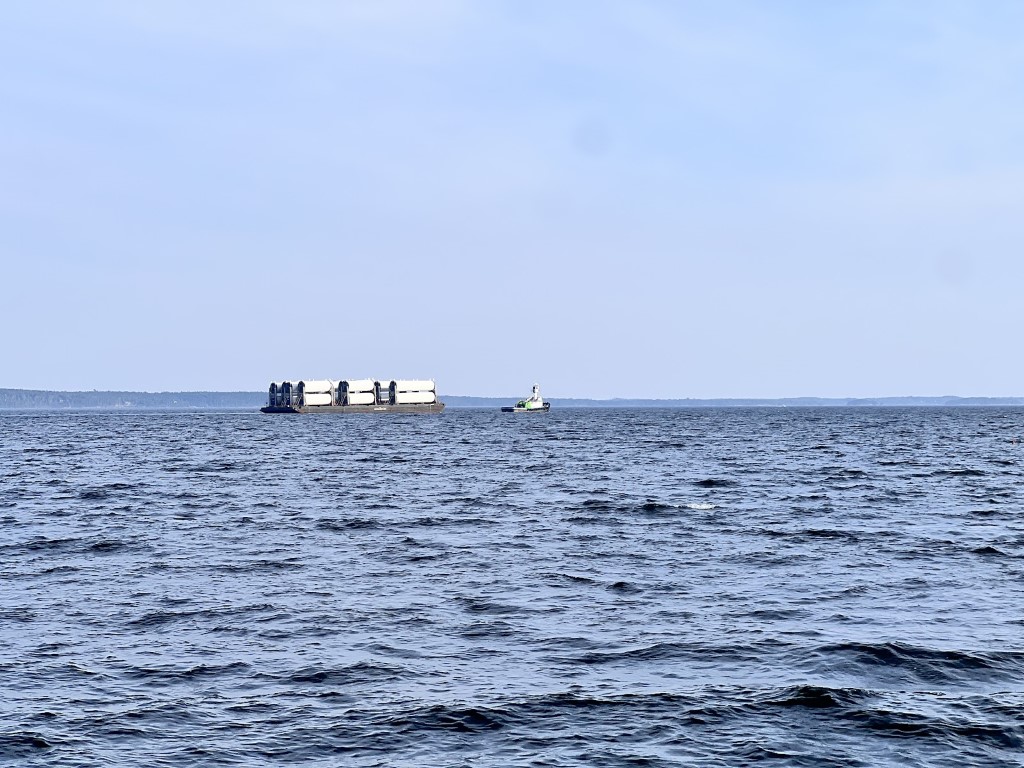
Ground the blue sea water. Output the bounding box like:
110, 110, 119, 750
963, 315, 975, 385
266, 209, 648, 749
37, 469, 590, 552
1, 407, 1023, 767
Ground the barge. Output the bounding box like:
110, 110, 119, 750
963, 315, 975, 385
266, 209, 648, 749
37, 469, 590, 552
261, 378, 445, 414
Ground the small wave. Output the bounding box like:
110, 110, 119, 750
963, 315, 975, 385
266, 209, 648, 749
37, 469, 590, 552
765, 684, 866, 709
859, 710, 1024, 749
738, 608, 812, 621
607, 581, 642, 594
580, 499, 625, 512
456, 597, 527, 616
215, 559, 305, 573
20, 537, 79, 552
0, 608, 36, 624
798, 528, 864, 542
825, 468, 869, 478
356, 642, 426, 660
637, 500, 676, 515
128, 603, 278, 628
380, 704, 507, 733
543, 572, 599, 586
971, 545, 1009, 557
564, 515, 614, 526
813, 641, 1024, 684
556, 640, 783, 666
77, 482, 138, 500
317, 517, 380, 531
89, 539, 130, 553
285, 662, 409, 686
185, 460, 239, 474
694, 478, 735, 488
0, 731, 52, 759
459, 620, 520, 639
407, 552, 446, 562
575, 499, 685, 517
123, 661, 251, 683
37, 568, 80, 581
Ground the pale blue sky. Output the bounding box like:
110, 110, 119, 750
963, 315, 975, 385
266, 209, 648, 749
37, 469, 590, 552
2, 1, 1022, 398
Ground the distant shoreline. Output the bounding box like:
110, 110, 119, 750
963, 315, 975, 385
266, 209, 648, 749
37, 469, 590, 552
2, 389, 1023, 410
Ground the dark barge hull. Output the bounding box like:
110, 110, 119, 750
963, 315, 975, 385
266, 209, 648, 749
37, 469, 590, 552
261, 403, 445, 414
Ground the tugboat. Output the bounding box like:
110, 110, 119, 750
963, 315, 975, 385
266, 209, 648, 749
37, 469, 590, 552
501, 384, 550, 413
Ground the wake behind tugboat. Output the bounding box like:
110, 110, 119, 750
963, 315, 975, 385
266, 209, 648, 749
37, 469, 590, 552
501, 383, 550, 412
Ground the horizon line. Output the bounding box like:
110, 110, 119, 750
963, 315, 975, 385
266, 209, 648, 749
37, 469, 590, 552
2, 388, 1024, 401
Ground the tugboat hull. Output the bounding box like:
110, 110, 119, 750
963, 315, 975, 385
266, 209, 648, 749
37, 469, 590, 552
500, 403, 550, 413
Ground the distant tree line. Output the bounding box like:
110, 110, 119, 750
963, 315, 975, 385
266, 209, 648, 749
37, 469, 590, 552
0, 389, 265, 409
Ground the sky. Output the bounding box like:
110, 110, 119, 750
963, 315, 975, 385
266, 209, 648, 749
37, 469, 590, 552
2, 1, 1023, 398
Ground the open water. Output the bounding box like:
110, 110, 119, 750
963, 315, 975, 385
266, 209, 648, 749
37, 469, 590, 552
2, 407, 1023, 767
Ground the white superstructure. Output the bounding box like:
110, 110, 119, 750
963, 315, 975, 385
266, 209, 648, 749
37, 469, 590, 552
526, 384, 543, 408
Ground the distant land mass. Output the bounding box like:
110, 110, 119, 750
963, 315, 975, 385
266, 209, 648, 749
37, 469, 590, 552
2, 389, 1024, 410
0, 389, 264, 410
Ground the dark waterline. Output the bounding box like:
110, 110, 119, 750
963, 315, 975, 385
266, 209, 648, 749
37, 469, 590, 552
2, 408, 1023, 766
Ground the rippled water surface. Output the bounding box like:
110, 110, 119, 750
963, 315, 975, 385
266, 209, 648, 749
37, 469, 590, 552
2, 407, 1024, 767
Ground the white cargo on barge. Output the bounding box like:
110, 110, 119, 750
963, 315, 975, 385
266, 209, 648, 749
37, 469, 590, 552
262, 378, 444, 414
